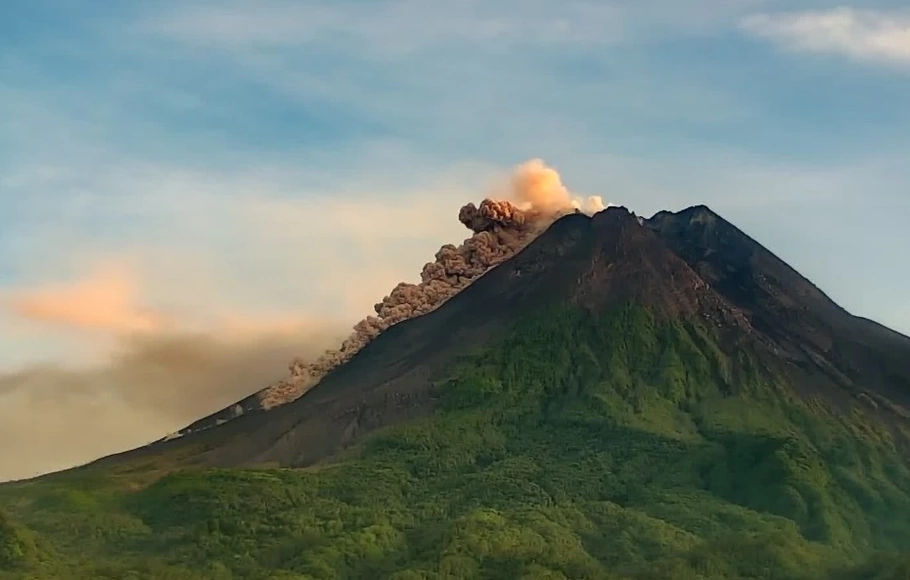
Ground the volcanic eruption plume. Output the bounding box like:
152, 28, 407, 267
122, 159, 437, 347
258, 159, 607, 409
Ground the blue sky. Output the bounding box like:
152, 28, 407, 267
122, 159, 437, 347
2, 0, 910, 363
1, 0, 909, 479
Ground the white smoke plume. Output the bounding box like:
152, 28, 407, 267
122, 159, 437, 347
257, 159, 607, 409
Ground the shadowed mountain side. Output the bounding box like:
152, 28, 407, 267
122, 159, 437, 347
647, 205, 910, 413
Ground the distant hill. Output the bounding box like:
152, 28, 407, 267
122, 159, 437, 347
2, 205, 910, 579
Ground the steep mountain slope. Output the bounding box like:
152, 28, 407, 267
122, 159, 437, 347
2, 204, 910, 579
648, 205, 910, 416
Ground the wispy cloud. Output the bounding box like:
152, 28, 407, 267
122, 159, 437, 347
742, 8, 910, 66
1, 155, 483, 344
7, 265, 168, 334
144, 1, 627, 52
144, 0, 782, 52
126, 0, 767, 162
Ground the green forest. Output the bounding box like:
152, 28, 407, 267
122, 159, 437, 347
3, 305, 910, 579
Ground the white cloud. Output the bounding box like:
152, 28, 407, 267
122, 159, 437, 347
742, 7, 910, 65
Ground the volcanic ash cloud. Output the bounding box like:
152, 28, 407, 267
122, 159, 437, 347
258, 159, 607, 409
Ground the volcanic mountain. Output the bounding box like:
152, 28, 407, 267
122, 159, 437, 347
3, 203, 910, 579
95, 204, 910, 473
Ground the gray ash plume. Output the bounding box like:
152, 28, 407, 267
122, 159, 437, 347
258, 159, 607, 409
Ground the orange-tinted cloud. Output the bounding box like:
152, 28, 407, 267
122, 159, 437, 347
7, 266, 168, 334
0, 263, 352, 481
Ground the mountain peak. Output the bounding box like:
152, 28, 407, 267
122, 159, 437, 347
649, 203, 720, 226
594, 204, 636, 219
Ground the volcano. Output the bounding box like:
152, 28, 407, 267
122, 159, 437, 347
101, 204, 910, 470
3, 204, 910, 579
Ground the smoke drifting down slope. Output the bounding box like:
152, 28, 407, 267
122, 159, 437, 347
258, 159, 607, 409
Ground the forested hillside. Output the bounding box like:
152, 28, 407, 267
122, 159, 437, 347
3, 305, 910, 579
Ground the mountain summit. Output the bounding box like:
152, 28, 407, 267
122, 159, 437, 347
4, 202, 910, 579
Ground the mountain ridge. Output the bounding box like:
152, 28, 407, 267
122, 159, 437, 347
647, 205, 910, 415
